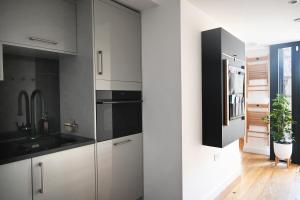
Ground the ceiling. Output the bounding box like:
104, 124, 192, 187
189, 0, 300, 48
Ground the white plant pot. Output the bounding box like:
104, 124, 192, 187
274, 142, 293, 160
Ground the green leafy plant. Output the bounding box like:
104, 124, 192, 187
264, 94, 294, 144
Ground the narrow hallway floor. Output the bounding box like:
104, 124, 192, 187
218, 152, 300, 200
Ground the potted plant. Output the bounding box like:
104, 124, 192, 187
264, 94, 295, 166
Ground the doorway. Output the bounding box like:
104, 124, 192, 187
270, 41, 300, 163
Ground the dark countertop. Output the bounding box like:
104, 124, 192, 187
0, 133, 95, 165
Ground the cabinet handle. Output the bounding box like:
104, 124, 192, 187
38, 162, 44, 194
0, 43, 3, 81
97, 100, 143, 104
29, 36, 58, 45
97, 51, 103, 75
223, 59, 229, 126
113, 139, 132, 146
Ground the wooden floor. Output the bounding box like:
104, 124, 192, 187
218, 152, 300, 200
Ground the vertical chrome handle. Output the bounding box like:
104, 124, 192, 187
38, 162, 44, 194
29, 37, 58, 45
97, 51, 103, 75
223, 59, 229, 126
0, 43, 3, 81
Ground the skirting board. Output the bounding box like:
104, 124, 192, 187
215, 175, 241, 200
243, 144, 270, 156
205, 170, 241, 200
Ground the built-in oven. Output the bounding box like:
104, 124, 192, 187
96, 90, 142, 142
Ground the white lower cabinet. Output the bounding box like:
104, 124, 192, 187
0, 144, 96, 200
97, 134, 143, 200
98, 139, 113, 200
32, 144, 96, 200
0, 159, 32, 200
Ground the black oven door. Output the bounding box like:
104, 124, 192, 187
96, 91, 142, 142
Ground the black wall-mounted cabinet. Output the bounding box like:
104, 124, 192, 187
202, 28, 246, 148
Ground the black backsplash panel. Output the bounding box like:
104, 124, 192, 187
0, 54, 60, 135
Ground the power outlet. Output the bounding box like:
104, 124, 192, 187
214, 153, 221, 161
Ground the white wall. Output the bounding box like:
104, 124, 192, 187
181, 1, 241, 199
141, 0, 183, 199
142, 0, 243, 199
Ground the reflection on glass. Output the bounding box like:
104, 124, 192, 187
279, 47, 292, 111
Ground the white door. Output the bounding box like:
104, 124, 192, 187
32, 145, 96, 200
0, 159, 32, 200
94, 0, 141, 83
0, 0, 76, 53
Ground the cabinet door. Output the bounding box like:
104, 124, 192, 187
112, 134, 143, 200
97, 134, 143, 200
0, 0, 76, 53
97, 140, 113, 200
32, 145, 95, 200
0, 159, 32, 200
94, 0, 141, 83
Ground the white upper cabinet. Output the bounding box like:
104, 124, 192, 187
0, 0, 77, 54
94, 0, 142, 90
